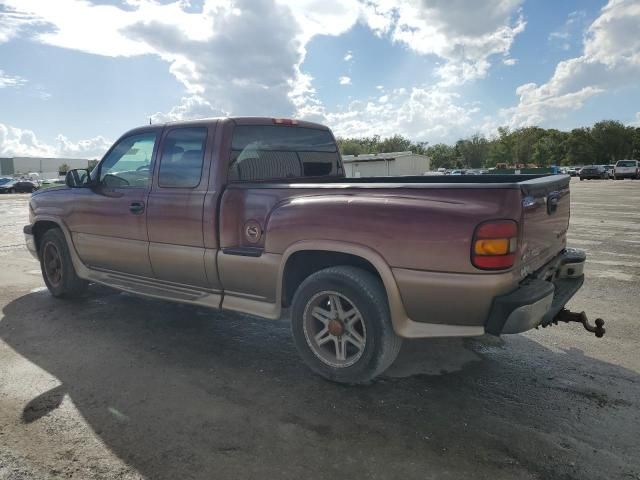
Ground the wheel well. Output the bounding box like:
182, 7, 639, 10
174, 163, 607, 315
32, 221, 61, 254
282, 250, 383, 307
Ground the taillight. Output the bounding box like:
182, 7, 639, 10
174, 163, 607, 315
471, 220, 519, 270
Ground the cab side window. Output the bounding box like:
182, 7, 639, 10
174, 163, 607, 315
158, 128, 207, 188
100, 132, 158, 188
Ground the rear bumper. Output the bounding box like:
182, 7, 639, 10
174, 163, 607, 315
486, 248, 586, 335
23, 224, 38, 259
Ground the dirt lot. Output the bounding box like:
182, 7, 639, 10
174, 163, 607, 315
1, 179, 639, 480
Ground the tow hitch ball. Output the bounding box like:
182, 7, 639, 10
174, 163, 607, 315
545, 309, 606, 338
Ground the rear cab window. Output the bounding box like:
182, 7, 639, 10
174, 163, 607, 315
229, 125, 341, 182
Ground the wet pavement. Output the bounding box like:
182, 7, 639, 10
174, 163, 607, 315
0, 180, 639, 480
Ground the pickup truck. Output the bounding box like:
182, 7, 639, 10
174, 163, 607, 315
24, 117, 604, 384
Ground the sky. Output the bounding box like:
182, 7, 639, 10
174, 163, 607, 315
0, 0, 639, 158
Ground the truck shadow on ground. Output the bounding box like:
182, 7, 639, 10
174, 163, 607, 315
2, 287, 639, 480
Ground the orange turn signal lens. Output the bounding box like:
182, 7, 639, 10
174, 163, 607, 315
474, 238, 509, 255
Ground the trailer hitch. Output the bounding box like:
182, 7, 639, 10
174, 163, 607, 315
545, 309, 606, 338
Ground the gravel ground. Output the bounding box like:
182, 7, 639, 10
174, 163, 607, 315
0, 179, 639, 480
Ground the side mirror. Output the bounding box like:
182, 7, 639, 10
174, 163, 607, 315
65, 169, 91, 188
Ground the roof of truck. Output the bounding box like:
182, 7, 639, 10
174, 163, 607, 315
153, 117, 330, 130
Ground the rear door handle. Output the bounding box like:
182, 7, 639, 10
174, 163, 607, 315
129, 201, 145, 214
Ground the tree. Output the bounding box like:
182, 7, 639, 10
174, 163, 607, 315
426, 143, 457, 169
591, 120, 634, 163
565, 128, 597, 166
456, 133, 489, 168
632, 127, 640, 160
58, 163, 71, 176
378, 134, 412, 153
530, 129, 568, 167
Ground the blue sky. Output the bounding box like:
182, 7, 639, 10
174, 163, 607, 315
0, 0, 639, 158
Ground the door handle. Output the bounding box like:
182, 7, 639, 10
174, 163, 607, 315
129, 201, 145, 214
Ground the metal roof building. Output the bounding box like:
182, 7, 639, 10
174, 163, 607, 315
0, 157, 91, 180
342, 151, 431, 177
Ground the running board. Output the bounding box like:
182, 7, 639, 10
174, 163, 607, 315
84, 268, 223, 309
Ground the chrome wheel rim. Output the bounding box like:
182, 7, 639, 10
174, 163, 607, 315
43, 242, 62, 287
302, 291, 367, 368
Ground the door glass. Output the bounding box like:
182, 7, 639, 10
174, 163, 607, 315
158, 127, 207, 188
99, 132, 158, 188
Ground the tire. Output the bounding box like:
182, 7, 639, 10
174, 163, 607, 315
39, 228, 88, 298
290, 266, 402, 384
580, 177, 584, 181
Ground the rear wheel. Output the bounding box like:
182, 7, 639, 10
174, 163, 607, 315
39, 228, 88, 298
290, 266, 402, 384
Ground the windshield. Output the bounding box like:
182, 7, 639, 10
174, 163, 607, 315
616, 160, 637, 167
0, 178, 12, 185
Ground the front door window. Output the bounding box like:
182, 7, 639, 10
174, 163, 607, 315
99, 132, 158, 188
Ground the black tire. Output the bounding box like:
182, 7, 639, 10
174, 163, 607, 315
290, 266, 402, 384
39, 228, 88, 298
580, 177, 584, 181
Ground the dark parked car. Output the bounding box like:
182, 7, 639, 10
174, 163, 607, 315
579, 165, 607, 180
0, 179, 38, 193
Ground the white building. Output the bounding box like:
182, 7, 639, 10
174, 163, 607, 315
0, 157, 92, 180
342, 151, 431, 178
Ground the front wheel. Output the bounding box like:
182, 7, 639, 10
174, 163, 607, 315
39, 228, 88, 298
290, 266, 402, 384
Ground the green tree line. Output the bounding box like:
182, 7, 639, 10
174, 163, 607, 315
337, 120, 640, 170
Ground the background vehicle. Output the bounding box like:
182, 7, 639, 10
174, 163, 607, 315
579, 165, 608, 181
24, 117, 598, 383
567, 167, 579, 177
603, 165, 615, 179
0, 179, 38, 193
614, 159, 640, 179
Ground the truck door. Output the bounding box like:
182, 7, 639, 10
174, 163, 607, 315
67, 129, 159, 277
146, 123, 221, 292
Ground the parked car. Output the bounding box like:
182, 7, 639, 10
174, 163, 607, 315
614, 159, 640, 180
567, 167, 578, 177
24, 117, 602, 383
0, 179, 38, 193
579, 165, 608, 181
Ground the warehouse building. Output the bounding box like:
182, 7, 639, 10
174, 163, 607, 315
0, 157, 91, 179
342, 151, 431, 177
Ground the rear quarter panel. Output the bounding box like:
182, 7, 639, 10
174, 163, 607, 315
219, 185, 524, 274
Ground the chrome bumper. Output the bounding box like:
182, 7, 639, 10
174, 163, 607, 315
486, 248, 586, 335
24, 225, 38, 259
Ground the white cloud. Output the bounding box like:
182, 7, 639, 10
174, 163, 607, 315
503, 58, 517, 66
344, 50, 353, 61
326, 86, 478, 142
361, 0, 526, 84
338, 76, 352, 85
502, 0, 640, 128
0, 69, 26, 88
3, 0, 527, 124
0, 122, 110, 158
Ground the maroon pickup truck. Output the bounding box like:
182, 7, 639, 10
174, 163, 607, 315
24, 117, 604, 383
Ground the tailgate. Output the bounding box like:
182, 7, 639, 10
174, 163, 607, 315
519, 175, 571, 275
